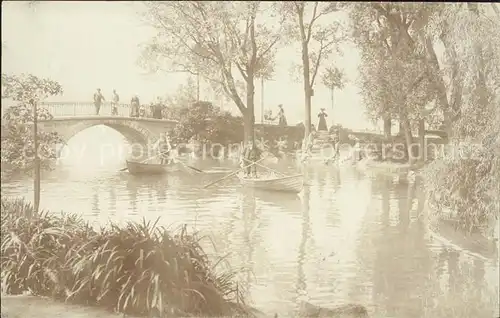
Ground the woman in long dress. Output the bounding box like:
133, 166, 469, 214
277, 104, 287, 126
130, 95, 140, 117
317, 108, 328, 131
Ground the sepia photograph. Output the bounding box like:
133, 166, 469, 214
1, 1, 499, 317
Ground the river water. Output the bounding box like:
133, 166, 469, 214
1, 126, 499, 317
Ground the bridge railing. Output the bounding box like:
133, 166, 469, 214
39, 101, 132, 117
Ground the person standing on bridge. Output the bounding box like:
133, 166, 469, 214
93, 88, 105, 115
152, 97, 164, 119
130, 95, 140, 117
273, 104, 287, 127
111, 89, 119, 115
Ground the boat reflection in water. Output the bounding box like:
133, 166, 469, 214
249, 188, 303, 213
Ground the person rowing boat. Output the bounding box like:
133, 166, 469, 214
240, 140, 263, 178
153, 133, 173, 164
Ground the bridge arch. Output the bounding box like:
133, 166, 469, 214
59, 121, 157, 146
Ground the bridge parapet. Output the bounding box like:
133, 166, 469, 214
40, 101, 131, 117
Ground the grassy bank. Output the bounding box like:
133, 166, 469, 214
0, 198, 252, 317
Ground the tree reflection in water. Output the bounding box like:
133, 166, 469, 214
108, 187, 116, 214
126, 178, 139, 214
294, 186, 311, 311
241, 191, 258, 291
372, 175, 432, 317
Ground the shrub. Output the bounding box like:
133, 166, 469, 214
0, 198, 251, 317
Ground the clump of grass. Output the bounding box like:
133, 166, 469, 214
1, 198, 252, 317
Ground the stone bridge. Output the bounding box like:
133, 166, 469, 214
38, 116, 178, 145
34, 102, 178, 145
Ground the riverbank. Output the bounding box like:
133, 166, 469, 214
0, 198, 251, 317
1, 295, 138, 318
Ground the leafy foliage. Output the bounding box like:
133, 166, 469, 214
352, 3, 437, 122
418, 4, 500, 234
321, 66, 346, 91
351, 3, 499, 231
1, 197, 251, 317
1, 73, 64, 173
139, 1, 286, 138
170, 101, 244, 147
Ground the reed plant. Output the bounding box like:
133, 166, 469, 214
1, 198, 252, 317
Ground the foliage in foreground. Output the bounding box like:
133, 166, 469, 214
423, 103, 499, 236
0, 198, 251, 317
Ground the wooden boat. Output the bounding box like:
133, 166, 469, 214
126, 160, 182, 175
237, 173, 304, 193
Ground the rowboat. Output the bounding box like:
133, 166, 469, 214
237, 173, 304, 193
126, 160, 182, 175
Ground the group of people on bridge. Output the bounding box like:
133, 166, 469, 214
93, 88, 165, 119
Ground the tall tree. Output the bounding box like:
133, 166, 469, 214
139, 1, 285, 142
282, 2, 345, 138
424, 3, 500, 138
351, 3, 437, 160
1, 73, 63, 211
422, 3, 500, 234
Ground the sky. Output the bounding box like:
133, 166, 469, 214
1, 1, 375, 130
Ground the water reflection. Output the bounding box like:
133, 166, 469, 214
240, 191, 257, 290
295, 186, 310, 307
91, 188, 99, 214
108, 187, 116, 214
1, 145, 498, 317
126, 178, 139, 214
370, 175, 432, 318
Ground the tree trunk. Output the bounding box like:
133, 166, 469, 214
302, 42, 312, 140
383, 115, 392, 139
401, 118, 414, 163
425, 36, 452, 135
418, 118, 426, 163
245, 77, 256, 143
398, 121, 404, 136
243, 113, 255, 144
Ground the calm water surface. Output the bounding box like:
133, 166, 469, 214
2, 127, 499, 317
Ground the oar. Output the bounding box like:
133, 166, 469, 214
242, 157, 287, 177
178, 160, 204, 173
203, 157, 266, 189
119, 153, 159, 171
243, 158, 311, 186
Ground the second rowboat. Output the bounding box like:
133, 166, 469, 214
126, 160, 182, 176
237, 173, 304, 193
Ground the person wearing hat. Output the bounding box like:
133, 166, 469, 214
153, 132, 173, 164
317, 108, 328, 131
111, 89, 119, 115
277, 104, 287, 126
93, 88, 105, 115
130, 94, 140, 117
